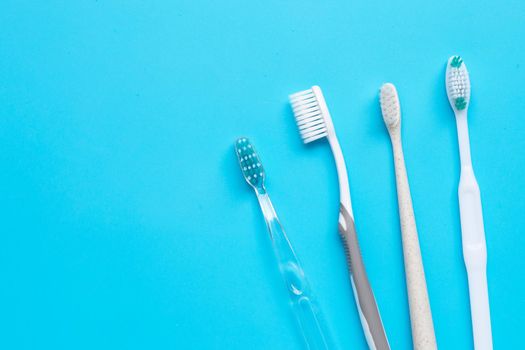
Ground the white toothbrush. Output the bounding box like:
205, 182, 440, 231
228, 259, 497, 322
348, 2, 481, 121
290, 86, 390, 350
446, 55, 492, 350
379, 83, 437, 350
234, 137, 332, 350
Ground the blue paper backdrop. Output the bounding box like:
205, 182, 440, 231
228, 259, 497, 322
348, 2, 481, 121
1, 0, 524, 349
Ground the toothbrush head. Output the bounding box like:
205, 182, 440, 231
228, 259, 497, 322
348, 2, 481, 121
289, 86, 332, 144
234, 137, 265, 189
379, 83, 401, 130
446, 55, 471, 112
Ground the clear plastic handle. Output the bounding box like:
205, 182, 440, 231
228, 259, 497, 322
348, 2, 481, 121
257, 191, 332, 350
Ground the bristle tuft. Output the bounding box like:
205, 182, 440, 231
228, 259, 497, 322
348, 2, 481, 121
289, 87, 328, 143
379, 83, 401, 129
446, 55, 471, 111
234, 138, 265, 188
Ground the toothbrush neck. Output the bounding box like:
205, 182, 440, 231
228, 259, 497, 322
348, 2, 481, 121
255, 185, 267, 195
455, 111, 473, 168
327, 135, 353, 215
255, 187, 277, 221
389, 129, 404, 157
389, 126, 401, 143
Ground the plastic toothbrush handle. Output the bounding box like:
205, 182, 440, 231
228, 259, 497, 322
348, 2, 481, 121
326, 131, 389, 349
339, 205, 390, 350
391, 135, 437, 349
458, 166, 492, 350
256, 191, 331, 350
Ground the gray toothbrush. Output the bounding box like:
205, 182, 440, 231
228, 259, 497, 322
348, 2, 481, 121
235, 137, 332, 350
290, 87, 390, 350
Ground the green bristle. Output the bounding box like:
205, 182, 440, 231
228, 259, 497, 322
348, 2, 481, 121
450, 55, 463, 68
455, 97, 467, 110
235, 138, 265, 188
447, 55, 470, 112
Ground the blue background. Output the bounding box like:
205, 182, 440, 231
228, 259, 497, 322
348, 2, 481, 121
1, 1, 523, 349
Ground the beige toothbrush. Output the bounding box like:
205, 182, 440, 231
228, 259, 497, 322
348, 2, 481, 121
379, 83, 437, 349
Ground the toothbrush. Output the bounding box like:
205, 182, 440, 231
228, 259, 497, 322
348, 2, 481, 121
289, 86, 390, 350
379, 83, 437, 349
234, 137, 332, 350
446, 56, 492, 350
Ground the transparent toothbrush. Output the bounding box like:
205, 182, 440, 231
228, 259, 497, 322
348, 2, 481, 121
235, 137, 332, 350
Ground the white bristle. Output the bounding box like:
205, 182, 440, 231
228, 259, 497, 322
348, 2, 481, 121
289, 87, 328, 143
379, 83, 401, 129
446, 55, 471, 112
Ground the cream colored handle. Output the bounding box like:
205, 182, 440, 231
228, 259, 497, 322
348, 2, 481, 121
391, 134, 437, 350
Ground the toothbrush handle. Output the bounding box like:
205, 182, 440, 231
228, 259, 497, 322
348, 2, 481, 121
467, 267, 492, 350
339, 205, 390, 350
257, 192, 331, 350
328, 132, 389, 349
391, 136, 437, 349
458, 167, 492, 350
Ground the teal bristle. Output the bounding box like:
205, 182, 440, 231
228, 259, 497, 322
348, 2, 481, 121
235, 138, 265, 188
450, 55, 463, 68
446, 55, 470, 111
